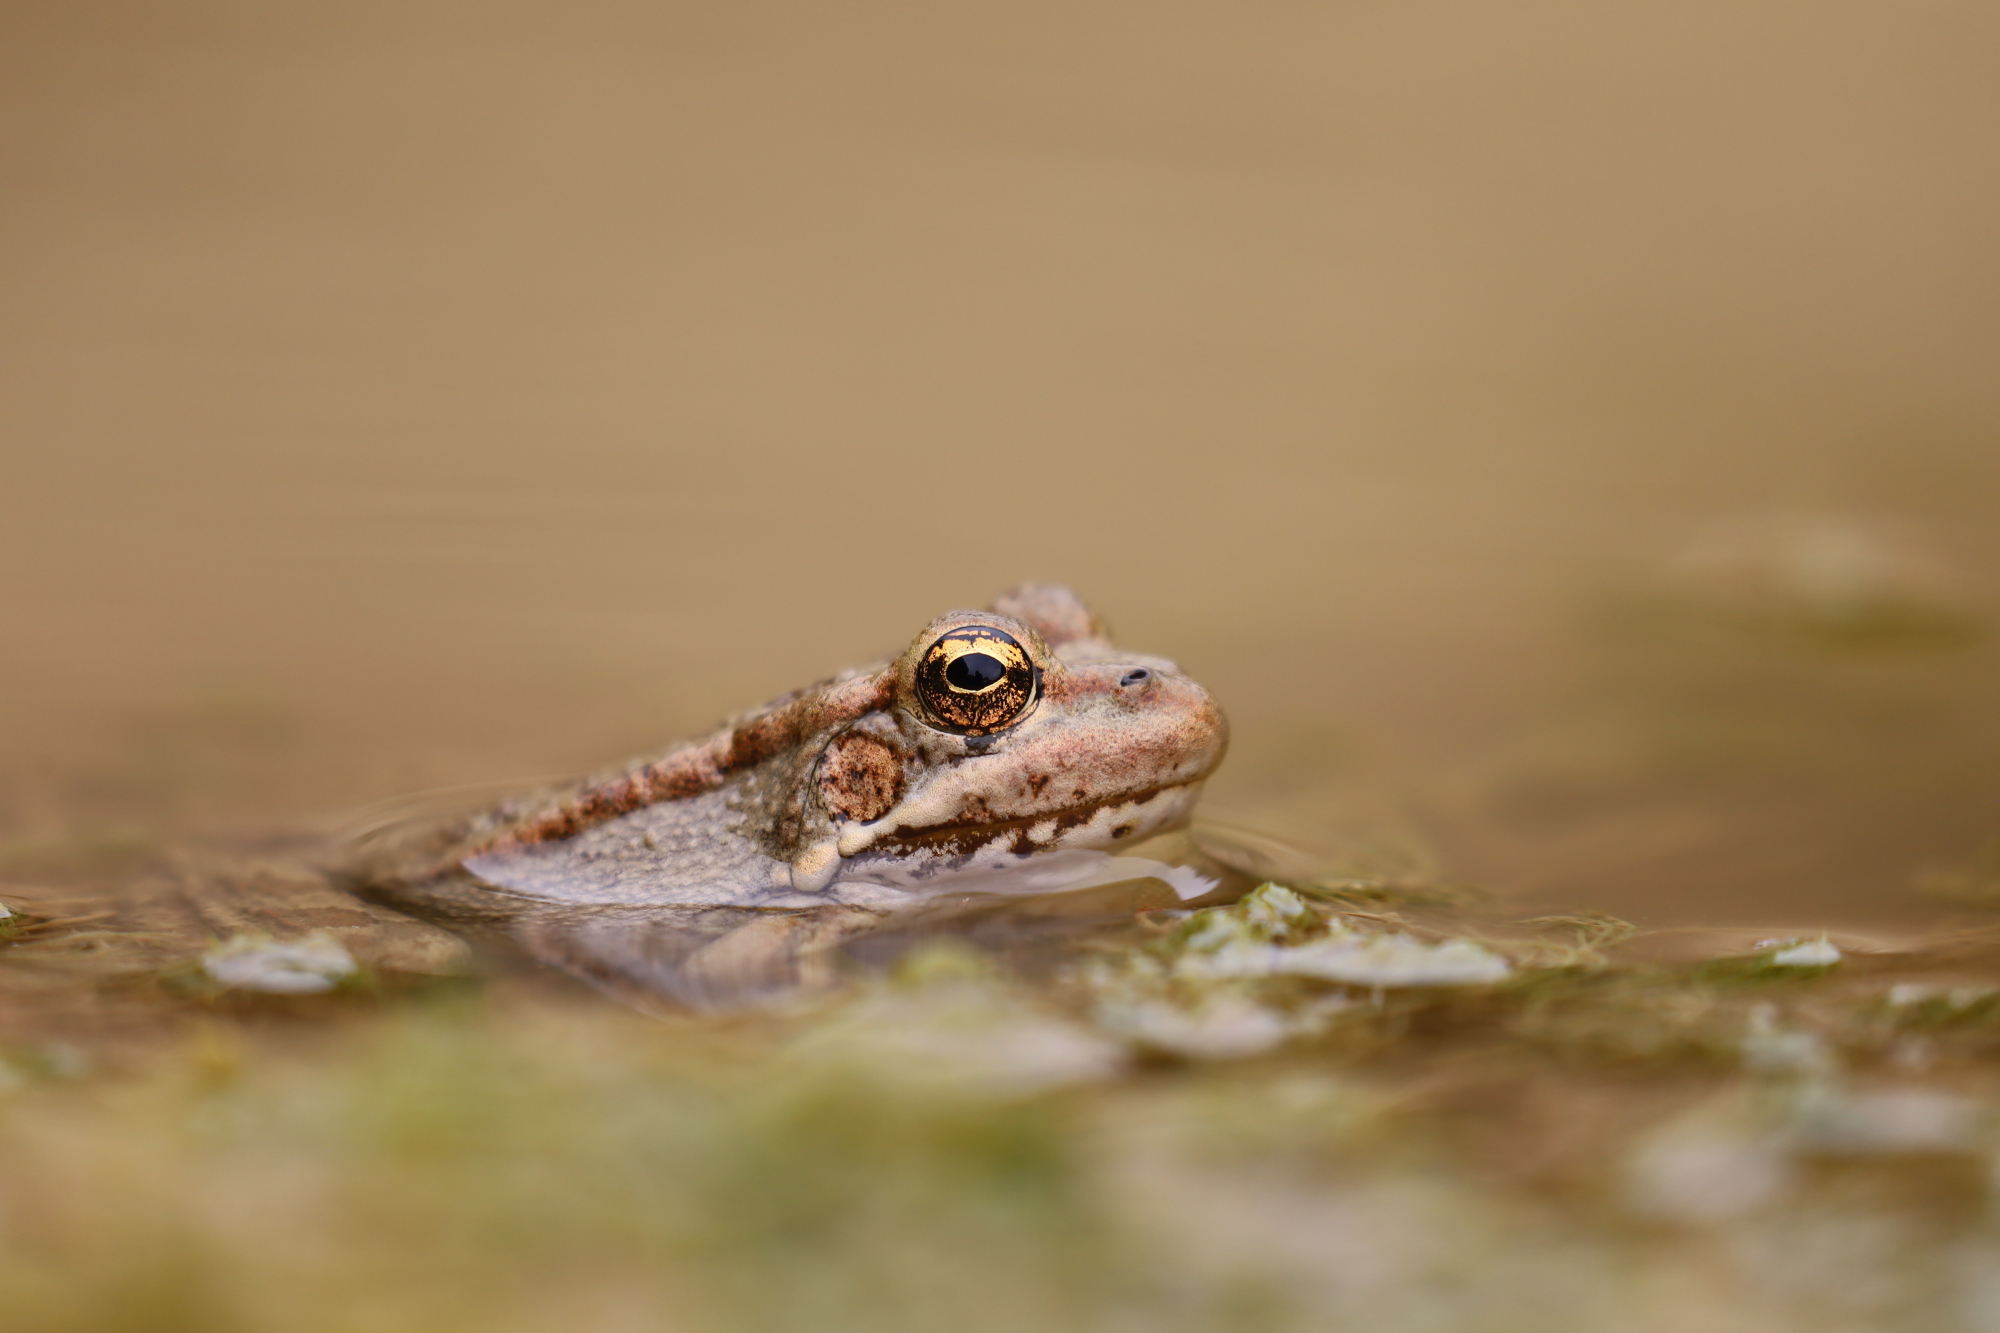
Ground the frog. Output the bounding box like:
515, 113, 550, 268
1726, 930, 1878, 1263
351, 583, 1228, 921
57, 586, 1228, 1012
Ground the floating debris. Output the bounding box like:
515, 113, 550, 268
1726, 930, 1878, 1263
1094, 991, 1350, 1061
201, 932, 358, 994
1625, 1074, 1990, 1227
1171, 882, 1313, 954
1740, 1003, 1833, 1076
1785, 1085, 1985, 1156
1625, 1115, 1790, 1223
1234, 881, 1314, 937
1167, 886, 1512, 988
1179, 929, 1512, 988
1081, 884, 1512, 1059
797, 950, 1126, 1094
1767, 937, 1841, 968
1886, 983, 1995, 1011
1097, 993, 1296, 1060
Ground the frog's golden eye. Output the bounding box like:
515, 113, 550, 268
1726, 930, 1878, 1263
913, 626, 1038, 736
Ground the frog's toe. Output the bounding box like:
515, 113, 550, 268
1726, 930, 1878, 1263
790, 839, 843, 893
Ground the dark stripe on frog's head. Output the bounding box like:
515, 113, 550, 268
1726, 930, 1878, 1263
858, 780, 1194, 861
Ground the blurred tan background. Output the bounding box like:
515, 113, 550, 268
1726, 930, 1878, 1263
3, 0, 1997, 930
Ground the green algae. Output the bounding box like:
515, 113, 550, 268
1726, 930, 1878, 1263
11, 947, 2000, 1333
10, 878, 2000, 1332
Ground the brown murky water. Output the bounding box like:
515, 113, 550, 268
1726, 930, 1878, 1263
4, 3, 2000, 1328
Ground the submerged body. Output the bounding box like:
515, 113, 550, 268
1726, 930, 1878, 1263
353, 586, 1228, 921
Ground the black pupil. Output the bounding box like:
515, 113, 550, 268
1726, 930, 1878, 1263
945, 652, 1007, 692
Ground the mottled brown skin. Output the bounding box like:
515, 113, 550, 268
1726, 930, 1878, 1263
466, 670, 897, 856
365, 584, 1227, 912
817, 731, 904, 823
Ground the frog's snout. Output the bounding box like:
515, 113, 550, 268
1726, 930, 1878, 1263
1064, 658, 1229, 784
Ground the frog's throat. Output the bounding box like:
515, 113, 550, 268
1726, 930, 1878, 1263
787, 779, 1204, 893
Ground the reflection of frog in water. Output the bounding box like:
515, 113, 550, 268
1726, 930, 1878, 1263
327, 584, 1231, 1007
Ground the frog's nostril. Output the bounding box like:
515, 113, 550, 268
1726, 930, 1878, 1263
1119, 668, 1151, 688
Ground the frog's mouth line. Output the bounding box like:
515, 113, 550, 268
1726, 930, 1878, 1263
848, 780, 1201, 861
